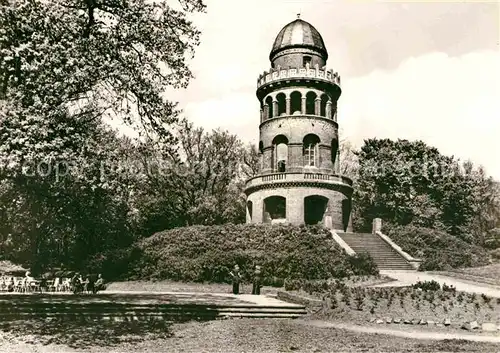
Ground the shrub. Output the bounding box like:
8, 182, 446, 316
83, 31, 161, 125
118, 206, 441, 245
442, 283, 456, 293
346, 252, 378, 276
102, 224, 378, 282
490, 248, 500, 261
86, 245, 149, 280
384, 225, 489, 270
412, 280, 441, 291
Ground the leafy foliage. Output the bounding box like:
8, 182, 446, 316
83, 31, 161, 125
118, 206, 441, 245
353, 138, 500, 246
0, 0, 208, 272
383, 224, 489, 270
97, 224, 378, 282
1, 0, 205, 143
411, 280, 441, 291
130, 119, 258, 235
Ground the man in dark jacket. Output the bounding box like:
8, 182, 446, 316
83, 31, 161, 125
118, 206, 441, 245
229, 265, 241, 295
252, 265, 262, 295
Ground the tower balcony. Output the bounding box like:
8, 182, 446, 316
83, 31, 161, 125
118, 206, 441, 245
244, 171, 353, 196
257, 64, 340, 91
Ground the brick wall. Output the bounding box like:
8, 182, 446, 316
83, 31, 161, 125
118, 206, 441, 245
271, 48, 326, 70
246, 185, 352, 231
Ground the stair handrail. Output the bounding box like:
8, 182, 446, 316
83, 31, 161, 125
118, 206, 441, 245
330, 230, 356, 255
375, 231, 422, 270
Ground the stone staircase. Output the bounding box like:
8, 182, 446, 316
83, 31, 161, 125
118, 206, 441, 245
338, 232, 415, 271
218, 304, 307, 318
0, 293, 308, 321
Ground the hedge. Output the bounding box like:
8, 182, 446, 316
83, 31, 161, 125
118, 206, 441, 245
383, 224, 490, 271
88, 223, 378, 283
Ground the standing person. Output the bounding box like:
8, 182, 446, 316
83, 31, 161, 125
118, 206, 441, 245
86, 273, 96, 294
229, 265, 241, 295
71, 273, 81, 294
252, 265, 262, 295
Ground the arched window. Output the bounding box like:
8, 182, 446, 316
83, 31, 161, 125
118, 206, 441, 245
331, 138, 339, 166
320, 94, 329, 117
258, 141, 264, 172
342, 198, 352, 232
290, 91, 302, 115
265, 96, 273, 119
303, 56, 312, 67
246, 201, 253, 222
276, 93, 286, 116
305, 92, 317, 115
272, 135, 288, 172
303, 134, 320, 167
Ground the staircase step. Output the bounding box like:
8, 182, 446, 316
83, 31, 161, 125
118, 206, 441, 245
338, 232, 415, 271
219, 312, 305, 318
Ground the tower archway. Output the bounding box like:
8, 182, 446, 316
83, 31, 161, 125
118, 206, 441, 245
263, 196, 286, 222
304, 195, 328, 225
276, 93, 286, 116
246, 201, 253, 222
342, 198, 352, 232
290, 91, 302, 115
265, 96, 274, 119
320, 94, 329, 117
331, 138, 339, 166
305, 91, 317, 115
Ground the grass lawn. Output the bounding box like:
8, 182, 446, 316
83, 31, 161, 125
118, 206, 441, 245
1, 318, 498, 353
106, 280, 280, 295
106, 275, 392, 294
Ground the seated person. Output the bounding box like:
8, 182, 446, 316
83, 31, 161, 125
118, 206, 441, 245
71, 273, 82, 294
86, 274, 96, 294
7, 277, 14, 292
94, 274, 106, 293
39, 276, 47, 292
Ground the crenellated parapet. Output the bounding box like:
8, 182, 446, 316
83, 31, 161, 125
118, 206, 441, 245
257, 63, 340, 89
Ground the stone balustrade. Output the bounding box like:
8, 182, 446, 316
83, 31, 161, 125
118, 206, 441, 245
245, 172, 353, 191
257, 64, 341, 89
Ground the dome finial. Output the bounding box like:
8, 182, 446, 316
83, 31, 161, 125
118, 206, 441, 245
297, 12, 300, 19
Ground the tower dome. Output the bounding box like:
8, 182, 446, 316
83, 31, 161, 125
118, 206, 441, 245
270, 18, 328, 61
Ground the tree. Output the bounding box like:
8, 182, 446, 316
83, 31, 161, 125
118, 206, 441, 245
0, 121, 138, 271
131, 119, 252, 235
0, 0, 206, 270
1, 0, 205, 177
240, 143, 260, 180
352, 138, 496, 242
339, 139, 359, 181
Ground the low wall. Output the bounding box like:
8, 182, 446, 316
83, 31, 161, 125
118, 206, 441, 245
375, 231, 422, 270
330, 230, 356, 255
277, 291, 323, 307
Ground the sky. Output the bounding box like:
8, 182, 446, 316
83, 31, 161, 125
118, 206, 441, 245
163, 0, 500, 179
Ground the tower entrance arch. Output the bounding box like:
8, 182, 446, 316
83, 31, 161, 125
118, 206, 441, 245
304, 195, 328, 225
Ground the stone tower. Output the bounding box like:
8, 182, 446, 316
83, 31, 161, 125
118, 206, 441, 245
244, 17, 353, 232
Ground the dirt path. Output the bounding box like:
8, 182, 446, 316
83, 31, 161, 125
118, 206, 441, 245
300, 319, 500, 344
